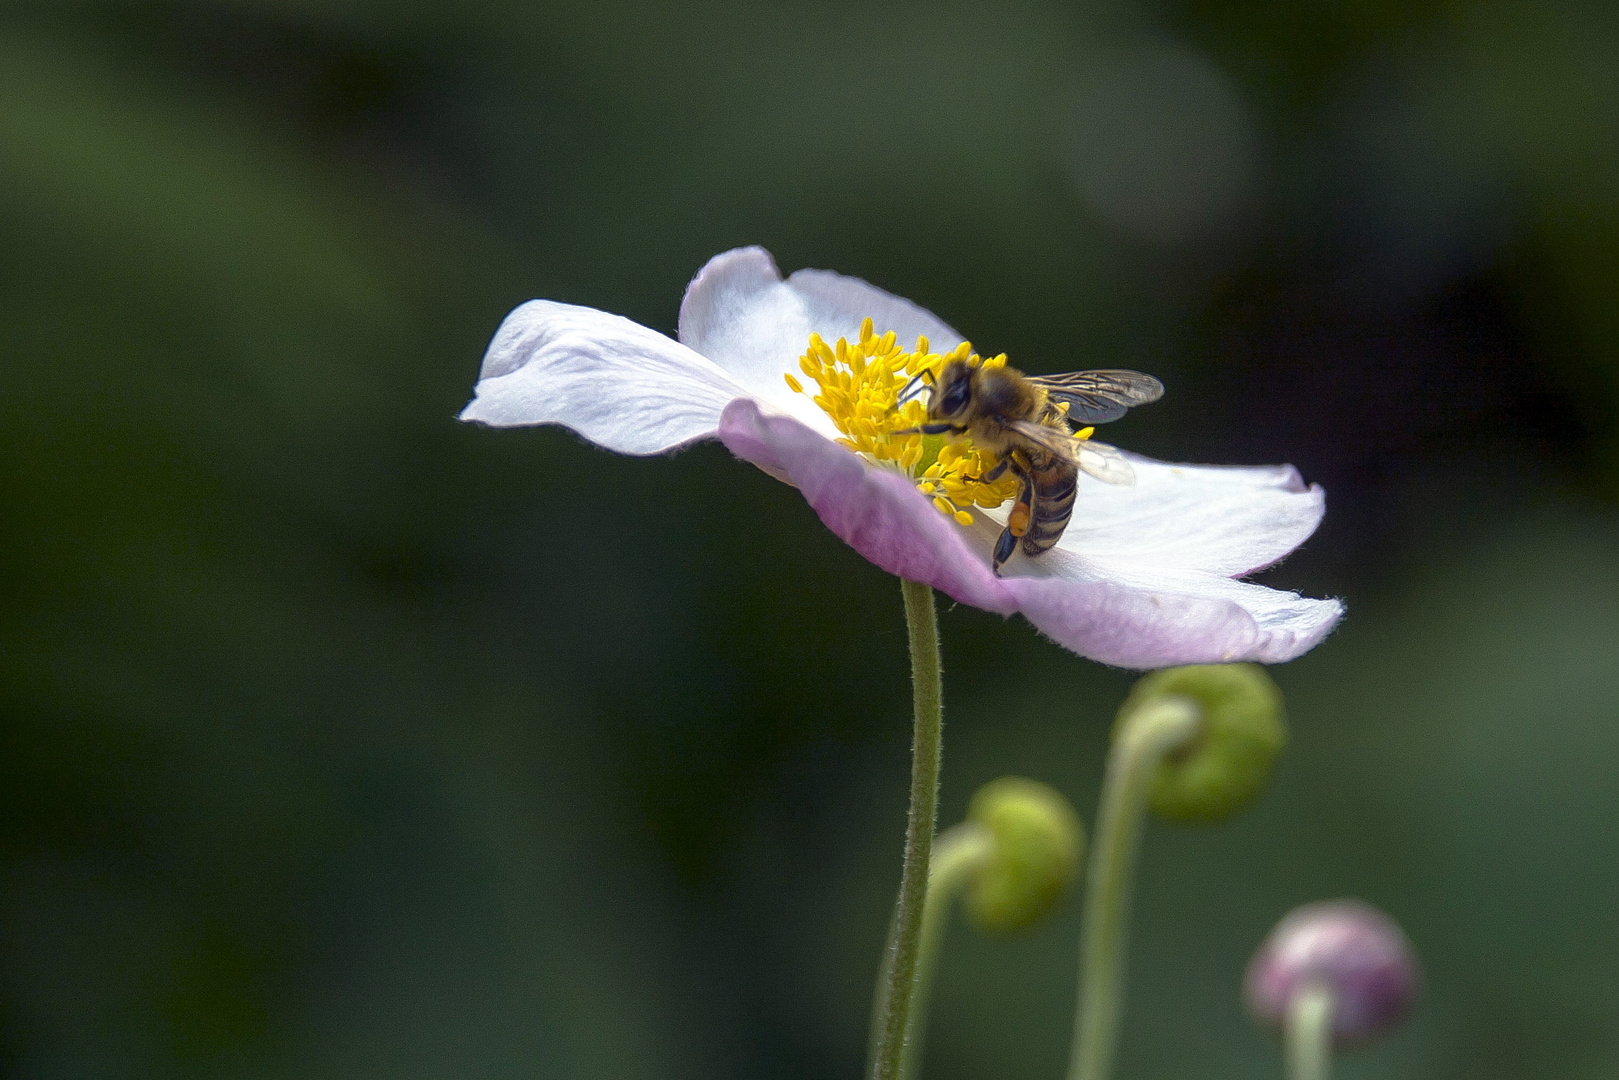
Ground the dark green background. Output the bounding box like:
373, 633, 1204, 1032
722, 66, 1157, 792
1, 2, 1616, 1077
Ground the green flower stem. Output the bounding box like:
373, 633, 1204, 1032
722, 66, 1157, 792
1285, 983, 1334, 1080
1067, 694, 1203, 1080
869, 579, 947, 1080
897, 821, 995, 1080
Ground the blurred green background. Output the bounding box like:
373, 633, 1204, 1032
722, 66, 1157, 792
2, 1, 1617, 1077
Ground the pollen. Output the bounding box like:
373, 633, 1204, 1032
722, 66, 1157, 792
785, 317, 1019, 525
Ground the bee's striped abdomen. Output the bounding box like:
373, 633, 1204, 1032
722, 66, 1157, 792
1020, 458, 1078, 556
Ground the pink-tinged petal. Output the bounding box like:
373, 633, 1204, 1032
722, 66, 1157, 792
1025, 556, 1342, 664
1000, 575, 1267, 669
1057, 454, 1327, 576
716, 399, 1339, 669
679, 247, 964, 425
717, 398, 1018, 616
461, 299, 749, 455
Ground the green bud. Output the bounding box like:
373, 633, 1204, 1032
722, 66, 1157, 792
962, 777, 1085, 934
1117, 663, 1287, 823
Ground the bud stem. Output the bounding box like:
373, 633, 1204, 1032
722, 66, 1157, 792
868, 579, 947, 1080
1285, 983, 1334, 1080
1067, 695, 1202, 1080
896, 821, 995, 1080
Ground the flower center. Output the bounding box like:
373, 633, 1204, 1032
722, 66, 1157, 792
784, 317, 1020, 526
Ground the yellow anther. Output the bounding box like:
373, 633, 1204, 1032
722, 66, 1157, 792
791, 322, 1020, 530
1075, 426, 1095, 440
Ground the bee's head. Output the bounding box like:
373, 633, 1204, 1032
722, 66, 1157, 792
928, 359, 975, 421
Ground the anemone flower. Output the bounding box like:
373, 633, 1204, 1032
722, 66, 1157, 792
461, 247, 1341, 668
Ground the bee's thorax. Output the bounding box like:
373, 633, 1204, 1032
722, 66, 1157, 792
972, 365, 1039, 419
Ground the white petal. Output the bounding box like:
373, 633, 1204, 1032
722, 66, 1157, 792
460, 299, 749, 455
1056, 453, 1326, 576
784, 266, 965, 354
677, 246, 965, 435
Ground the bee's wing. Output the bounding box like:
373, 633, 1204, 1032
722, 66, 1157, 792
1071, 438, 1135, 486
1006, 421, 1136, 486
1025, 370, 1164, 424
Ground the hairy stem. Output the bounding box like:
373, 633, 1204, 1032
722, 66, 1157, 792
868, 579, 946, 1080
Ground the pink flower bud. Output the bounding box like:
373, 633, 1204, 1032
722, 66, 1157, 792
1245, 900, 1418, 1046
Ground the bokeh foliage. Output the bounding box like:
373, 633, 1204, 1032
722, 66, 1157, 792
0, 1, 1616, 1077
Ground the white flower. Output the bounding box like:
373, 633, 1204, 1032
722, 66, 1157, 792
462, 247, 1341, 668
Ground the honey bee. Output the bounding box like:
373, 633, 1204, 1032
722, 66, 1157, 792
899, 359, 1164, 574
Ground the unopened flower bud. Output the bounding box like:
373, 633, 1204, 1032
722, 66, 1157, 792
962, 777, 1084, 934
1245, 900, 1419, 1046
1116, 663, 1286, 822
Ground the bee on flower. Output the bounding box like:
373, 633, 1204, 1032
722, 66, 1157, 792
460, 247, 1341, 668
784, 321, 1163, 575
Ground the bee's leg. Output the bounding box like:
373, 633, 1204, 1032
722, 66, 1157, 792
1008, 472, 1035, 540
992, 526, 1017, 573
978, 458, 1010, 483
991, 470, 1036, 577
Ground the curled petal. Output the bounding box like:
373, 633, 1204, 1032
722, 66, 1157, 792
1022, 555, 1342, 665
717, 399, 1342, 668
461, 299, 747, 455
1002, 575, 1275, 670
1058, 455, 1327, 576
679, 246, 965, 427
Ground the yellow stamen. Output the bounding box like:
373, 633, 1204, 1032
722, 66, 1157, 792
784, 322, 1020, 526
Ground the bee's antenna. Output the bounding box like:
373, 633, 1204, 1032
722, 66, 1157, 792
897, 368, 935, 405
